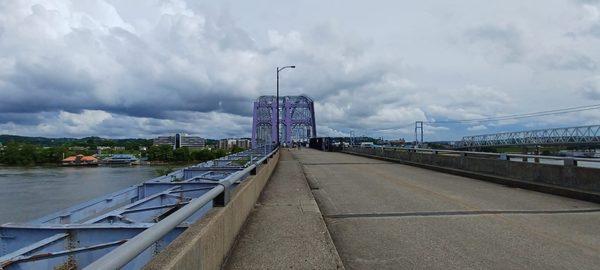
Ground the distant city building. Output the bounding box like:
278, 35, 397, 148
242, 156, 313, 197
218, 139, 234, 150
218, 138, 251, 150
180, 136, 206, 149
96, 146, 128, 155
153, 136, 175, 146
236, 139, 251, 149
153, 133, 206, 150
388, 139, 406, 146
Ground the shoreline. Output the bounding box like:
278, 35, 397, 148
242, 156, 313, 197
0, 161, 199, 168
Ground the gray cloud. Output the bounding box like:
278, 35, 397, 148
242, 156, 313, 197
576, 0, 600, 4
465, 24, 525, 63
1, 0, 600, 140
580, 76, 600, 99
540, 53, 597, 71
0, 1, 265, 119
589, 23, 600, 37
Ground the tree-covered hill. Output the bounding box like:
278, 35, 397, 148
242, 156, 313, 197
0, 135, 153, 149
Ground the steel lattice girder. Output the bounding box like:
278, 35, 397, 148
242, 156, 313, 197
456, 125, 600, 148
251, 95, 317, 146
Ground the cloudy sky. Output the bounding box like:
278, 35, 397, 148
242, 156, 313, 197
1, 0, 600, 140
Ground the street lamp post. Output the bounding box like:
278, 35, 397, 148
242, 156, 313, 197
276, 65, 295, 146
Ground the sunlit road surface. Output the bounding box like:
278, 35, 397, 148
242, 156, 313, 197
294, 148, 600, 270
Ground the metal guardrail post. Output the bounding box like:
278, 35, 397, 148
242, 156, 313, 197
214, 183, 231, 207
250, 154, 257, 175
564, 158, 577, 167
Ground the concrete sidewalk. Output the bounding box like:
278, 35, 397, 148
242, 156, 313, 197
223, 149, 344, 269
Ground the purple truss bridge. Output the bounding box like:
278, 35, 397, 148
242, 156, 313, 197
251, 95, 317, 147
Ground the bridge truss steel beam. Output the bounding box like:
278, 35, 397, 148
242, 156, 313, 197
456, 125, 600, 148
252, 95, 317, 147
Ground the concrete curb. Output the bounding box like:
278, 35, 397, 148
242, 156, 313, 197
144, 151, 280, 270
294, 152, 346, 270
344, 150, 600, 204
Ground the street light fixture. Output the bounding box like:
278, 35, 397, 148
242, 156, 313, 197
276, 65, 295, 146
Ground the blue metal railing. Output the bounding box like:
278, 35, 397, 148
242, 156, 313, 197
0, 145, 277, 270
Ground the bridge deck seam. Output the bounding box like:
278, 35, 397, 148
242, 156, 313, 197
325, 208, 600, 219
301, 162, 392, 165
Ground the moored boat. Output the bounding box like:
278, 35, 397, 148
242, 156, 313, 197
101, 154, 139, 165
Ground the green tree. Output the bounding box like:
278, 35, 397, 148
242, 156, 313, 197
146, 145, 161, 161
1, 142, 19, 164
173, 147, 191, 162
147, 145, 175, 162
213, 149, 228, 159
191, 149, 215, 162
230, 146, 245, 154
1, 142, 36, 165
36, 147, 56, 163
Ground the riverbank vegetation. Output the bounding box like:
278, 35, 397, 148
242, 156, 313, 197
154, 165, 176, 176
0, 138, 153, 166
0, 139, 244, 166
146, 145, 245, 163
0, 142, 71, 166
151, 146, 246, 176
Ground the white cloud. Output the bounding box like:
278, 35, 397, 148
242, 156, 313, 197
1, 0, 600, 140
0, 109, 251, 139
467, 125, 487, 131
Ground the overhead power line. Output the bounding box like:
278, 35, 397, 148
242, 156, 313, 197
378, 103, 600, 135
424, 103, 600, 125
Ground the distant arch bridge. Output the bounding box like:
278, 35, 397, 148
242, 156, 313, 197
251, 95, 316, 147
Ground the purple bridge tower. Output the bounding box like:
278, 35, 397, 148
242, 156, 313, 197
251, 95, 317, 147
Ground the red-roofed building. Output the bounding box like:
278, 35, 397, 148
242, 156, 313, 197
62, 154, 99, 166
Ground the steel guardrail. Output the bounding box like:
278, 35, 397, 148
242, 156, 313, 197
83, 147, 278, 270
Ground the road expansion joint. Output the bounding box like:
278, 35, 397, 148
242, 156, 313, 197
301, 162, 393, 165
324, 208, 600, 219
256, 203, 296, 207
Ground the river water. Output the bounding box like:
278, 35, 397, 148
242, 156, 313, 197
2, 157, 597, 225
0, 165, 158, 224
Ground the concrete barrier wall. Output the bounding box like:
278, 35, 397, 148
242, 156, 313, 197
344, 147, 600, 193
144, 151, 280, 270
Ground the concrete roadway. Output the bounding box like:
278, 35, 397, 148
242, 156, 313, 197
293, 149, 600, 269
